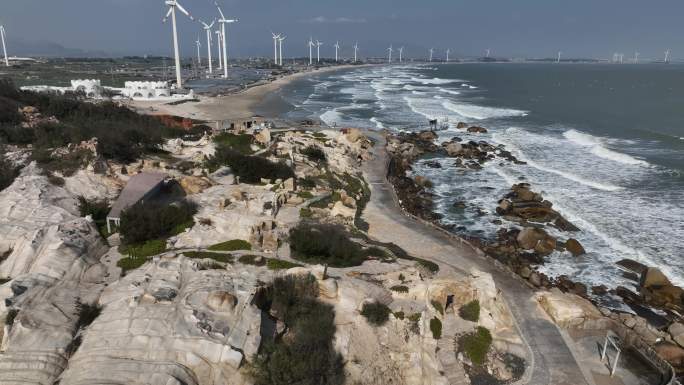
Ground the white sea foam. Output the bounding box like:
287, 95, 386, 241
370, 117, 385, 129
441, 101, 529, 120
438, 87, 461, 95
410, 77, 459, 85
319, 109, 343, 127
492, 130, 624, 192
563, 129, 649, 166
403, 96, 434, 119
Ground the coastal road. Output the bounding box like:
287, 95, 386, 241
360, 130, 592, 385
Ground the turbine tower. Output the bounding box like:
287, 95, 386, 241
215, 30, 223, 70
353, 42, 359, 63
634, 51, 639, 64
271, 33, 281, 65
446, 48, 450, 63
195, 36, 202, 67
308, 38, 315, 65
387, 45, 393, 63
334, 41, 340, 62
278, 35, 286, 66
200, 20, 215, 74
665, 49, 671, 63
486, 48, 490, 58
0, 26, 8, 67
216, 2, 237, 79
429, 48, 434, 62
557, 51, 562, 63
398, 47, 404, 63
316, 40, 323, 63
162, 0, 194, 89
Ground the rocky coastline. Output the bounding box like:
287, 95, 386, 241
385, 125, 684, 377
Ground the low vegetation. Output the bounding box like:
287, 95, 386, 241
430, 317, 442, 339
251, 274, 344, 385
206, 147, 294, 183
0, 79, 187, 163
119, 200, 197, 245
0, 148, 20, 192
208, 239, 252, 252
301, 145, 326, 163
360, 302, 391, 326
390, 285, 409, 293
184, 251, 234, 264
459, 326, 493, 366
289, 223, 383, 267
117, 239, 167, 273
431, 300, 444, 315
266, 259, 302, 270
77, 196, 110, 237
238, 254, 266, 266
459, 300, 480, 322
213, 132, 258, 154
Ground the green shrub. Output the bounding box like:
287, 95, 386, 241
430, 317, 442, 339
301, 146, 326, 163
416, 259, 440, 273
266, 259, 303, 270
0, 149, 20, 192
206, 147, 294, 183
360, 302, 391, 326
184, 251, 233, 264
120, 200, 197, 245
208, 239, 252, 252
297, 191, 314, 199
299, 177, 316, 189
431, 300, 444, 315
299, 207, 313, 218
460, 326, 492, 366
0, 96, 22, 124
213, 133, 257, 154
459, 300, 480, 322
289, 223, 368, 267
390, 285, 409, 293
394, 311, 405, 320
118, 239, 167, 272
77, 196, 110, 236
251, 274, 344, 385
238, 254, 266, 266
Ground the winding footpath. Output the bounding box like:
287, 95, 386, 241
360, 130, 592, 385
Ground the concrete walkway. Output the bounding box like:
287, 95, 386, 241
360, 130, 591, 385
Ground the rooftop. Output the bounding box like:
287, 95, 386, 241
108, 172, 168, 219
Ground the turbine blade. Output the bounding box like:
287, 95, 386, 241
163, 7, 173, 22
175, 2, 193, 20
215, 2, 226, 19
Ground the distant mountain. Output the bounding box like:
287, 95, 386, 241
6, 38, 111, 58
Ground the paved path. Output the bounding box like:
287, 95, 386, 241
360, 130, 591, 385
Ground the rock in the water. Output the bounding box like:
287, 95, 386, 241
655, 342, 684, 368
640, 267, 671, 288
669, 322, 684, 348
564, 239, 586, 256
456, 122, 468, 129
467, 126, 488, 133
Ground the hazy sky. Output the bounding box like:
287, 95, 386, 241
2, 0, 682, 60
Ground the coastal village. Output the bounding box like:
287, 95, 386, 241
0, 65, 682, 385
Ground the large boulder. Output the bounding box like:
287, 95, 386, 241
565, 239, 586, 256
417, 130, 438, 142
444, 142, 464, 157
467, 126, 488, 134
668, 322, 684, 348
536, 289, 603, 328
180, 176, 213, 195
655, 342, 684, 368
517, 227, 556, 256
640, 267, 671, 288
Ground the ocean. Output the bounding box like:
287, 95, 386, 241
275, 63, 684, 290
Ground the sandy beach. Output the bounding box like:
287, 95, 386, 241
129, 64, 371, 122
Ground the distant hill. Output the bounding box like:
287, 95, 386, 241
6, 38, 111, 58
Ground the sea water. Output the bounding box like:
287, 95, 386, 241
277, 63, 684, 290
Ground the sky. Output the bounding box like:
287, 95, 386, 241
1, 0, 682, 60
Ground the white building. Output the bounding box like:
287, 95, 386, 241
21, 79, 195, 101
120, 81, 171, 100
21, 79, 103, 98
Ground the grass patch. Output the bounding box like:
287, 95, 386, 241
184, 251, 234, 264
430, 317, 442, 339
431, 300, 444, 315
206, 147, 294, 183
460, 326, 492, 366
117, 239, 166, 273
213, 132, 257, 154
361, 302, 392, 326
289, 223, 373, 267
297, 190, 314, 199
251, 274, 344, 385
238, 254, 266, 266
416, 259, 440, 274
390, 285, 409, 293
459, 300, 480, 322
394, 311, 405, 320
299, 207, 313, 218
208, 239, 252, 252
266, 259, 303, 271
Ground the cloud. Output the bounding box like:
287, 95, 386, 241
302, 16, 367, 24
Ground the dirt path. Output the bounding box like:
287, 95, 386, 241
360, 130, 592, 385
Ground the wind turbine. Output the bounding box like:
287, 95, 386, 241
271, 32, 281, 65
557, 51, 562, 63
308, 38, 315, 65
162, 0, 194, 89
0, 26, 8, 67
353, 42, 359, 63
446, 48, 450, 63
216, 2, 237, 79
634, 51, 639, 64
200, 20, 215, 74
387, 45, 393, 63
278, 35, 286, 66
334, 41, 340, 62
429, 48, 434, 62
665, 49, 671, 63
485, 48, 491, 58
316, 40, 323, 63
195, 35, 202, 67
398, 47, 404, 63
215, 30, 223, 70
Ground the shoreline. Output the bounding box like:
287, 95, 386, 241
128, 64, 375, 123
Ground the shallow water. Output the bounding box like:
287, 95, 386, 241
278, 63, 684, 290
